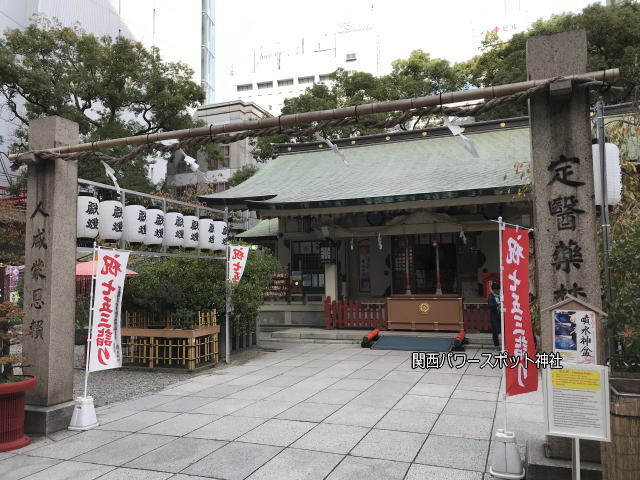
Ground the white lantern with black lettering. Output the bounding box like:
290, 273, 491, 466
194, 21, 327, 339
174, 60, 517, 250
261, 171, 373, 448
144, 208, 164, 245
163, 212, 184, 248
77, 194, 99, 239
212, 220, 228, 251
183, 215, 199, 249
592, 141, 622, 206
198, 218, 215, 250
98, 200, 123, 241
123, 205, 146, 245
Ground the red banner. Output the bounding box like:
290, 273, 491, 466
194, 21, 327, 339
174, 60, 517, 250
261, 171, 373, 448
501, 226, 538, 395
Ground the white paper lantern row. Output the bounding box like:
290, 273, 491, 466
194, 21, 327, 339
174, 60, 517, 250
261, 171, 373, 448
592, 142, 622, 206
163, 212, 184, 248
77, 198, 221, 250
77, 195, 100, 239
197, 219, 228, 251
183, 216, 199, 249
145, 209, 164, 245
123, 205, 146, 244
198, 218, 215, 250
98, 200, 123, 241
212, 221, 228, 251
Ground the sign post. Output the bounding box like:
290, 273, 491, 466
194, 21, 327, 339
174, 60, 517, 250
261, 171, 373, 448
542, 296, 608, 480
543, 364, 611, 480
70, 244, 130, 430
489, 218, 536, 479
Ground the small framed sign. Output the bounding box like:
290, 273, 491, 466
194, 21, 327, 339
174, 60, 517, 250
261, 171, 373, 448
543, 363, 610, 441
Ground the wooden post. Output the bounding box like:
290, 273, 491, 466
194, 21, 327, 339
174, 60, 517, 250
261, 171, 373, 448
22, 116, 79, 434
527, 29, 606, 466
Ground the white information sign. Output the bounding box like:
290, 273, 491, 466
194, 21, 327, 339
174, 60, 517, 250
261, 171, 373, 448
88, 248, 130, 372
543, 363, 610, 441
553, 309, 597, 365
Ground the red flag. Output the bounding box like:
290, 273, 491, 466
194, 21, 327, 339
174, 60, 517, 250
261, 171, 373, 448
501, 226, 538, 395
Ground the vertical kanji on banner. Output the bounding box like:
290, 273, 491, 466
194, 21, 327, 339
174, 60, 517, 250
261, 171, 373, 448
501, 226, 538, 395
88, 249, 130, 372
228, 245, 250, 285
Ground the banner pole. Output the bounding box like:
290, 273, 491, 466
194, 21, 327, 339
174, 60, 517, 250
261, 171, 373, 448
82, 242, 98, 399
224, 207, 230, 364
497, 216, 508, 434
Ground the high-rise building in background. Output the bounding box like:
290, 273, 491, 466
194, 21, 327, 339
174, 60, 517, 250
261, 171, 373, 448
220, 6, 380, 116
226, 22, 380, 116
201, 0, 216, 104
0, 0, 215, 185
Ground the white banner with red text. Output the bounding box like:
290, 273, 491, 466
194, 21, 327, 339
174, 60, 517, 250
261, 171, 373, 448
88, 248, 130, 372
228, 245, 250, 284
501, 226, 538, 396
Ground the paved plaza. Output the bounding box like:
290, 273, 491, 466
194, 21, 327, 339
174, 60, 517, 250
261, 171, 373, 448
2, 342, 545, 480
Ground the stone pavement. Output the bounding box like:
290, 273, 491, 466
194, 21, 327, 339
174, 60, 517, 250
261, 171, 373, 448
1, 342, 545, 480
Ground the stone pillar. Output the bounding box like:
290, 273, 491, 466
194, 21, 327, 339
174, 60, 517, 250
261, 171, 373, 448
22, 116, 79, 434
526, 30, 603, 355
324, 263, 338, 301
527, 30, 604, 463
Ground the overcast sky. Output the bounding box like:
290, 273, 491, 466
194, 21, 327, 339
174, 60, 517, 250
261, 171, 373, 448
215, 0, 601, 98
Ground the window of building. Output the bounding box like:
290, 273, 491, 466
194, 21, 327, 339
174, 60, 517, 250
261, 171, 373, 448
345, 53, 357, 62
257, 81, 273, 89
207, 145, 230, 170
298, 76, 315, 84
291, 241, 324, 291
176, 158, 194, 174
278, 78, 294, 87
237, 83, 253, 92
318, 73, 333, 83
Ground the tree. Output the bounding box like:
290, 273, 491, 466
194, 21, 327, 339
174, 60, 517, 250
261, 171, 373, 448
251, 51, 467, 159
603, 116, 640, 371
228, 165, 259, 187
0, 17, 206, 192
465, 2, 640, 119
122, 246, 278, 335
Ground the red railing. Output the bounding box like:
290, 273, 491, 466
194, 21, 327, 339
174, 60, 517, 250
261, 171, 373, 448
323, 297, 491, 332
323, 297, 387, 330
463, 303, 491, 333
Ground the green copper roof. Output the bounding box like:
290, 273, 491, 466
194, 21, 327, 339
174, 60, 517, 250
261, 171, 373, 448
200, 126, 530, 210
236, 218, 279, 238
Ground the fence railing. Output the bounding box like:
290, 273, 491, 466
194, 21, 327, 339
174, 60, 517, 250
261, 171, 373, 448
462, 303, 491, 333
124, 310, 217, 329
323, 298, 491, 332
323, 297, 387, 330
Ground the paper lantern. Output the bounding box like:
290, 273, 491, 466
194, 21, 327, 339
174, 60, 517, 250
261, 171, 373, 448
77, 195, 99, 239
592, 142, 622, 206
98, 200, 123, 241
145, 209, 164, 245
123, 205, 146, 244
212, 220, 228, 251
198, 218, 215, 250
163, 212, 184, 248
182, 215, 199, 249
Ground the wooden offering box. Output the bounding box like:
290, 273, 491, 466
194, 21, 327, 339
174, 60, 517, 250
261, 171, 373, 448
386, 295, 463, 331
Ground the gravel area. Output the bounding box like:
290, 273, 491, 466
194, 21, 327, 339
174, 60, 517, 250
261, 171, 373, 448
72, 368, 186, 407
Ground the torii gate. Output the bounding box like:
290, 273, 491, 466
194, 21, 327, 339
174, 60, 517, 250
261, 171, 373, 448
11, 30, 614, 437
